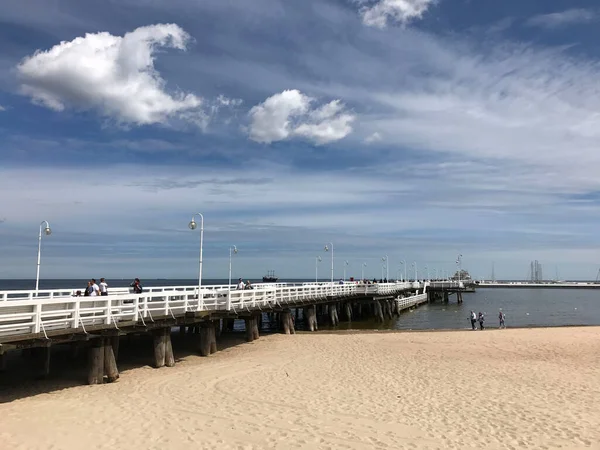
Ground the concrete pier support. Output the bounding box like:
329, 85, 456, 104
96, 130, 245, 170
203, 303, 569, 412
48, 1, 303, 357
329, 303, 339, 326
164, 329, 175, 367
153, 329, 166, 368
88, 339, 104, 385
104, 338, 119, 382
281, 310, 295, 334
374, 301, 384, 323
305, 306, 318, 331
344, 302, 352, 321
199, 322, 217, 355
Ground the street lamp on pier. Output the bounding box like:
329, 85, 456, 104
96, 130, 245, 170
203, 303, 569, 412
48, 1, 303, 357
324, 243, 334, 285
424, 265, 429, 281
188, 213, 204, 309
412, 261, 417, 282
361, 262, 367, 281
35, 220, 52, 295
227, 245, 238, 310
315, 256, 322, 282
381, 255, 389, 281
343, 260, 349, 281
400, 260, 407, 282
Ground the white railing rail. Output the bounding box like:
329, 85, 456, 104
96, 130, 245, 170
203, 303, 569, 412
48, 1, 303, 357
0, 282, 414, 339
396, 293, 428, 309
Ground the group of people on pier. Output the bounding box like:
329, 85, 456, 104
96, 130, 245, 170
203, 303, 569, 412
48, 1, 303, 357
75, 278, 108, 297
74, 277, 143, 297
236, 278, 253, 290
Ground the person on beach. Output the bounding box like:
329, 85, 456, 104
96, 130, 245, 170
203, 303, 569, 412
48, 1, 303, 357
237, 278, 245, 290
90, 279, 100, 296
99, 278, 108, 296
469, 310, 477, 330
478, 312, 485, 330
130, 278, 143, 294
499, 310, 506, 329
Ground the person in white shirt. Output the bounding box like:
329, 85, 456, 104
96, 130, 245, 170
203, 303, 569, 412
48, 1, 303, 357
90, 278, 100, 296
99, 278, 108, 296
236, 278, 245, 290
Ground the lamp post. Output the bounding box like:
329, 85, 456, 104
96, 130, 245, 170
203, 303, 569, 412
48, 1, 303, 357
188, 213, 204, 310
361, 262, 367, 281
382, 255, 389, 281
324, 243, 334, 285
412, 261, 417, 281
343, 260, 349, 281
315, 256, 322, 282
400, 260, 406, 282
424, 265, 429, 281
35, 221, 52, 295
227, 245, 238, 310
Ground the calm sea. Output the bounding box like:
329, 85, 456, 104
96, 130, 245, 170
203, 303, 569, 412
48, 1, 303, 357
1, 279, 598, 330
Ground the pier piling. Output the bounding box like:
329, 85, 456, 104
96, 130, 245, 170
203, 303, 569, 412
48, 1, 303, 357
199, 324, 213, 355
103, 338, 119, 382
305, 306, 318, 331
88, 339, 105, 385
153, 329, 166, 368
164, 329, 175, 367
374, 301, 384, 323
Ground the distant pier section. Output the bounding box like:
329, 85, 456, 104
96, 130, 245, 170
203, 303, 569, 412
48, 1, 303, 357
478, 281, 600, 289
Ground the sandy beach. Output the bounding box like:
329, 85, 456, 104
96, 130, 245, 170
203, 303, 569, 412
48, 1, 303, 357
2, 327, 600, 450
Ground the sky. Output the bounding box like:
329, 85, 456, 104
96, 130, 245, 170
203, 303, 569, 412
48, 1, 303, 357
2, 0, 600, 281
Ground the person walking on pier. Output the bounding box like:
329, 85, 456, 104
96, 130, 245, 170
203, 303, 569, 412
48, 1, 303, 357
99, 278, 108, 296
478, 312, 485, 330
90, 279, 100, 296
469, 310, 477, 330
499, 310, 506, 329
237, 278, 245, 290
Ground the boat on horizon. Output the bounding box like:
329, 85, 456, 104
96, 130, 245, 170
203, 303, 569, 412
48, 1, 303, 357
262, 270, 279, 283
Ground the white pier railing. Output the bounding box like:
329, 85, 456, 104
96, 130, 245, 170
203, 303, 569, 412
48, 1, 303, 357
396, 293, 428, 310
0, 282, 414, 339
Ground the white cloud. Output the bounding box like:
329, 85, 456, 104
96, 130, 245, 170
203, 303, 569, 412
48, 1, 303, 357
16, 24, 206, 127
364, 132, 382, 143
360, 0, 435, 28
248, 89, 355, 144
526, 8, 597, 29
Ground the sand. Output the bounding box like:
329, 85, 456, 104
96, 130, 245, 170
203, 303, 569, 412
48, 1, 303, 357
2, 327, 600, 450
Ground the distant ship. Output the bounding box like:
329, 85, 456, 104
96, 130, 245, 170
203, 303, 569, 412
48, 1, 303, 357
262, 270, 279, 283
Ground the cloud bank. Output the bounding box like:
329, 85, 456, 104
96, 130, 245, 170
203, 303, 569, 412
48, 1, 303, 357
526, 8, 597, 29
16, 23, 206, 127
248, 89, 355, 144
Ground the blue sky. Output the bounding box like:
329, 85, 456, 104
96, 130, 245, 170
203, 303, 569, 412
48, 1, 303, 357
2, 0, 600, 281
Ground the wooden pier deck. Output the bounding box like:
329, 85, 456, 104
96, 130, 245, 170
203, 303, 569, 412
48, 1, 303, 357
0, 280, 464, 385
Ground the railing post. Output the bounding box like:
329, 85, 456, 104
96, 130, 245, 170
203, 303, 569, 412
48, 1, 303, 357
105, 296, 111, 325
133, 296, 139, 322
73, 297, 80, 330
34, 301, 41, 334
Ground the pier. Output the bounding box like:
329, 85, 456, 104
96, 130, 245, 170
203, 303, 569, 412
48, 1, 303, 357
0, 280, 465, 385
